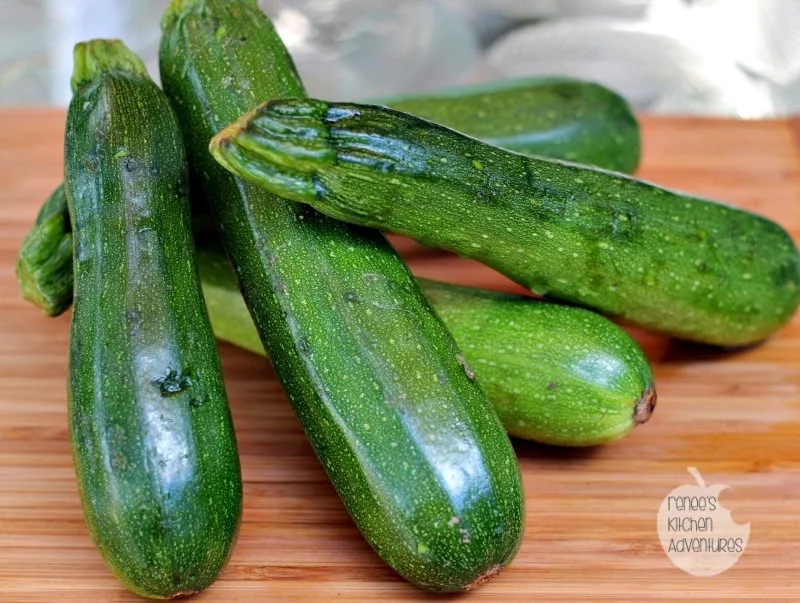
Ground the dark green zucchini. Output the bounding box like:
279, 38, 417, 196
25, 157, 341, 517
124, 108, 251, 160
211, 98, 800, 347
161, 0, 523, 591
19, 74, 639, 294
375, 76, 640, 173
65, 40, 241, 599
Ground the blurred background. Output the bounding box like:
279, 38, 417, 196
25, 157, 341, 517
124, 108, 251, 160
1, 0, 799, 117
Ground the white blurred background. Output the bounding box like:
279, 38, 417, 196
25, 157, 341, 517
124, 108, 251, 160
1, 0, 799, 116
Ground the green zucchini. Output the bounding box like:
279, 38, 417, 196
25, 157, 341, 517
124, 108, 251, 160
416, 280, 655, 445
211, 99, 800, 347
65, 40, 241, 599
200, 246, 655, 446
374, 76, 640, 173
16, 184, 73, 316
161, 0, 523, 591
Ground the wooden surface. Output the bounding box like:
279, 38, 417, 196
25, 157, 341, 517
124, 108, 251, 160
1, 110, 799, 602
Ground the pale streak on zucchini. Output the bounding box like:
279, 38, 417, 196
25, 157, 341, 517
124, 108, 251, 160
211, 98, 800, 347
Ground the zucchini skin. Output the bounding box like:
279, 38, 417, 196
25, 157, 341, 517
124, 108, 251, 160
211, 99, 800, 347
160, 0, 523, 592
377, 76, 640, 173
65, 40, 241, 599
199, 246, 655, 446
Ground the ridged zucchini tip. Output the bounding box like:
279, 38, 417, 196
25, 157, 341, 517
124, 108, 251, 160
210, 103, 260, 155
16, 185, 73, 316
210, 99, 337, 197
71, 39, 148, 92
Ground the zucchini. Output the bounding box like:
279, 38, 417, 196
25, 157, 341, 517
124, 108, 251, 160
376, 76, 640, 173
211, 99, 800, 347
15, 197, 655, 446
415, 280, 655, 445
16, 184, 73, 316
65, 40, 241, 598
160, 0, 523, 591
200, 246, 655, 446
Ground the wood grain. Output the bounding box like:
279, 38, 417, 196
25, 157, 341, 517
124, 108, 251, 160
1, 110, 798, 601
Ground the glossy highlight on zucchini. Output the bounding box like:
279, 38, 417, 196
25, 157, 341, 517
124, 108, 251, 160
211, 98, 800, 346
160, 0, 523, 591
65, 39, 241, 599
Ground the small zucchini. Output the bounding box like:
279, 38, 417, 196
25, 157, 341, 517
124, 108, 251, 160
211, 98, 800, 346
65, 40, 241, 598
161, 0, 523, 591
16, 184, 73, 316
376, 76, 640, 173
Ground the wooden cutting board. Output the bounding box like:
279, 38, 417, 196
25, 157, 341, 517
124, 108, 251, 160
1, 111, 798, 601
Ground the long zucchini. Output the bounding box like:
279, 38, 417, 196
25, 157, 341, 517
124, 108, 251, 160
211, 99, 800, 346
65, 40, 241, 598
374, 76, 639, 173
160, 0, 523, 591
16, 184, 73, 316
